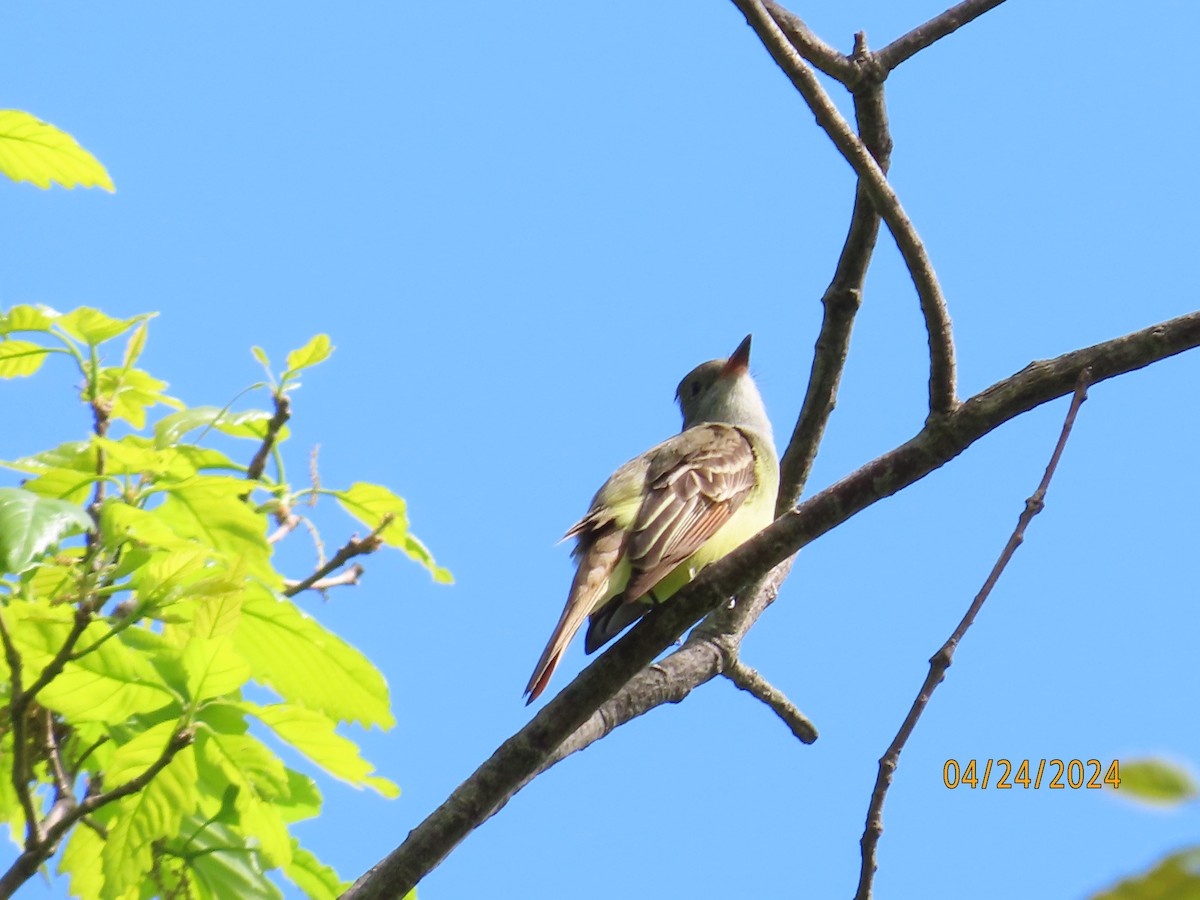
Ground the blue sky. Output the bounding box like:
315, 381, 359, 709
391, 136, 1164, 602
2, 2, 1199, 898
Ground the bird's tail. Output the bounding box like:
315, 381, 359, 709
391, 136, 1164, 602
524, 528, 622, 704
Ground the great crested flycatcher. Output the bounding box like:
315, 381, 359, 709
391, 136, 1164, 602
524, 335, 779, 703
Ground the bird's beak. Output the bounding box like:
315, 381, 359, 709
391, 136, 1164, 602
723, 334, 752, 376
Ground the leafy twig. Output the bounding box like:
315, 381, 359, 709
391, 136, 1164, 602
854, 369, 1091, 900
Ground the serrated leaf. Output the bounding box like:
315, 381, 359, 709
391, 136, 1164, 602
284, 841, 349, 900
154, 406, 290, 449
1089, 845, 1200, 900
195, 728, 291, 867
0, 110, 114, 191
0, 304, 55, 334
0, 338, 52, 377
56, 308, 142, 345
176, 816, 283, 900
284, 334, 333, 376
236, 584, 393, 728
0, 487, 93, 572
242, 702, 398, 797
1115, 759, 1199, 806
335, 482, 450, 581
275, 768, 322, 824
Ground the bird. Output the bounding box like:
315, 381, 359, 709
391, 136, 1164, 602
524, 335, 779, 704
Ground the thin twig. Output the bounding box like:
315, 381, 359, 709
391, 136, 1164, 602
877, 0, 1009, 74
725, 660, 818, 743
282, 518, 390, 598
246, 393, 291, 483
267, 513, 301, 545
732, 0, 958, 414
42, 710, 73, 803
854, 370, 1092, 900
344, 313, 1200, 900
283, 564, 364, 595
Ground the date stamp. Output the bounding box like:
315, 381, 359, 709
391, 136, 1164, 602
943, 759, 1121, 790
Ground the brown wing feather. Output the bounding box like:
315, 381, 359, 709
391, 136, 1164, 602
621, 424, 756, 601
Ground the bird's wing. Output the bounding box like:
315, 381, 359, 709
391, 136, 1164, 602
621, 423, 757, 602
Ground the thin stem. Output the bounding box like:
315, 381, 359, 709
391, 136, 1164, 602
854, 370, 1091, 900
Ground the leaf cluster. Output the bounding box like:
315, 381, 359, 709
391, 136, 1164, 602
0, 306, 447, 899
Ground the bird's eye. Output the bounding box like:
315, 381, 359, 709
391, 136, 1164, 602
689, 380, 702, 397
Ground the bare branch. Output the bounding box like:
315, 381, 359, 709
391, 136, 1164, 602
283, 564, 364, 594
725, 660, 818, 743
246, 392, 291, 483
855, 369, 1091, 900
877, 0, 1009, 74
779, 66, 891, 509
267, 512, 301, 545
282, 518, 389, 598
762, 0, 854, 82
732, 0, 958, 414
344, 311, 1200, 900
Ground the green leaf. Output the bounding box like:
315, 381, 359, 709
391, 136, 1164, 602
251, 345, 271, 370
195, 727, 291, 867
155, 406, 290, 448
101, 501, 192, 551
1089, 845, 1200, 900
183, 637, 252, 703
154, 476, 273, 583
93, 366, 184, 428
241, 702, 398, 797
175, 816, 283, 900
236, 584, 394, 728
0, 338, 52, 377
335, 483, 451, 582
56, 307, 143, 345
0, 487, 93, 572
275, 768, 322, 824
1114, 759, 1199, 806
102, 736, 197, 900
122, 319, 149, 369
284, 334, 333, 377
0, 110, 114, 191
284, 841, 349, 900
0, 304, 55, 334
59, 818, 107, 900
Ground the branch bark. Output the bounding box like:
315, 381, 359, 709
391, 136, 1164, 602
344, 310, 1200, 900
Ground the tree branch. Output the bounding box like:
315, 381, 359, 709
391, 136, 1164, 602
282, 519, 388, 598
0, 611, 40, 847
725, 659, 818, 743
761, 0, 854, 82
778, 58, 891, 509
855, 369, 1091, 900
283, 564, 364, 595
344, 311, 1200, 900
877, 0, 1009, 74
732, 0, 958, 414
